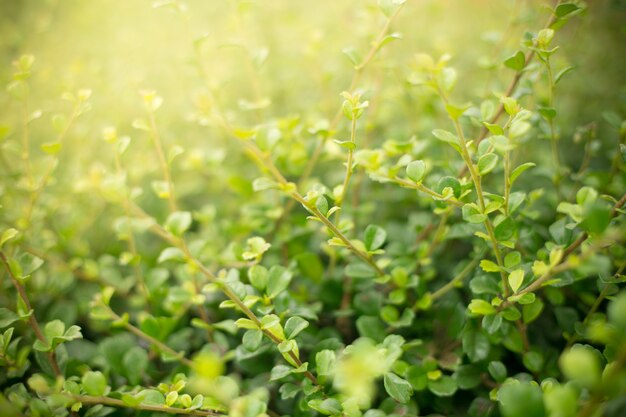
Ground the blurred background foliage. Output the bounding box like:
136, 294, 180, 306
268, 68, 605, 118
1, 0, 625, 252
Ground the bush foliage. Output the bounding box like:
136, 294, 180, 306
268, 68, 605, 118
1, 1, 626, 417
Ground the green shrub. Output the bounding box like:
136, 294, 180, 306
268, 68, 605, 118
1, 1, 625, 416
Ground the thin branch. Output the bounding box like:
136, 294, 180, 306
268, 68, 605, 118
0, 251, 61, 377
431, 254, 482, 301
70, 394, 223, 416
103, 305, 194, 368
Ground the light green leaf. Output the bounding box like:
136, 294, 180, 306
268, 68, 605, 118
406, 160, 426, 182
1, 229, 19, 248
267, 266, 293, 298
364, 224, 387, 252
284, 316, 309, 339
164, 211, 192, 236
468, 299, 496, 316
383, 373, 413, 403
82, 371, 108, 396
509, 163, 535, 184
508, 269, 525, 293
478, 153, 498, 176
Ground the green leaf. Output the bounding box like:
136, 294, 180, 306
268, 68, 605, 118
139, 389, 165, 406
483, 122, 504, 135
522, 351, 544, 373
406, 160, 426, 182
462, 330, 490, 362
504, 251, 521, 268
554, 66, 575, 85
266, 266, 293, 298
316, 350, 336, 377
480, 259, 501, 272
123, 347, 148, 385
580, 199, 612, 235
342, 47, 362, 67
270, 365, 292, 381
40, 142, 62, 155
559, 345, 601, 388
167, 145, 184, 163
432, 129, 458, 145
0, 308, 20, 328
307, 398, 342, 415
333, 139, 356, 151
439, 67, 457, 92
165, 391, 178, 407
235, 318, 258, 330
503, 51, 525, 71
364, 224, 387, 251
508, 269, 524, 293
478, 153, 498, 176
445, 102, 471, 120
378, 0, 406, 17
260, 314, 285, 340
509, 163, 535, 184
151, 180, 170, 199
242, 236, 271, 261
555, 3, 581, 19
501, 97, 519, 116
157, 247, 185, 263
164, 211, 192, 236
482, 314, 503, 334
345, 262, 376, 278
544, 384, 577, 417
428, 375, 458, 397
82, 371, 108, 396
538, 106, 557, 120
608, 290, 626, 330
284, 316, 309, 339
454, 365, 481, 390
242, 329, 263, 352
468, 299, 496, 316
248, 265, 268, 290
383, 373, 413, 403
44, 320, 65, 341
436, 176, 462, 199
1, 229, 19, 248
463, 204, 487, 224
252, 177, 279, 191
488, 361, 507, 382
498, 381, 545, 417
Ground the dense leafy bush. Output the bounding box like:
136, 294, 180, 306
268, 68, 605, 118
1, 0, 625, 416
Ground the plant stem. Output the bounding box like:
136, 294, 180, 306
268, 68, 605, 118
438, 87, 509, 296
503, 149, 511, 216
104, 305, 194, 368
391, 177, 463, 207
70, 394, 223, 416
22, 104, 81, 227
0, 251, 61, 377
147, 111, 177, 213
431, 254, 482, 301
335, 116, 358, 222
291, 193, 385, 277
